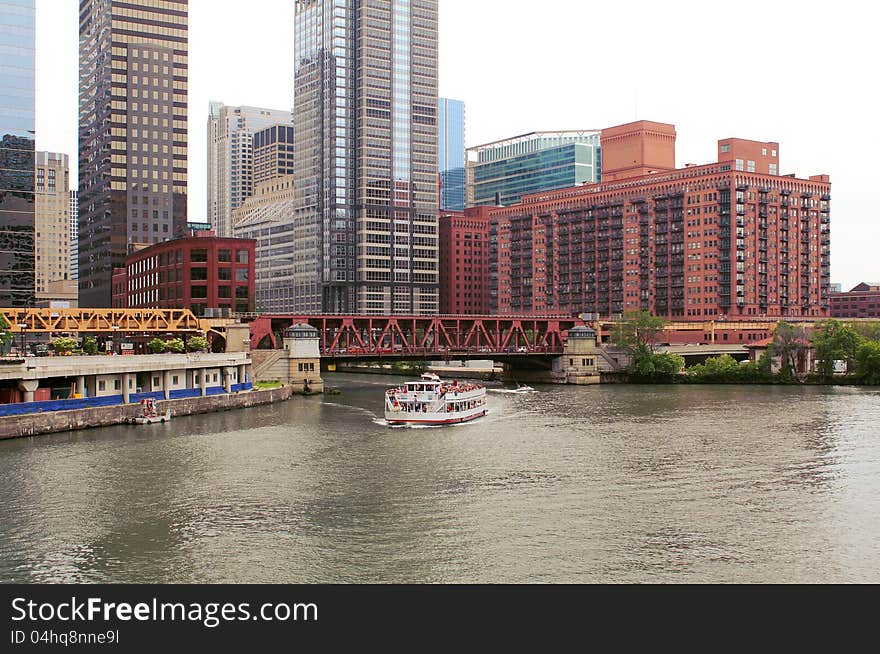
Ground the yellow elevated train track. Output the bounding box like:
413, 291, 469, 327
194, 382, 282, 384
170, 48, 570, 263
0, 308, 207, 333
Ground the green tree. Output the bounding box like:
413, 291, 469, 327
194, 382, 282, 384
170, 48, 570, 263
854, 341, 880, 385
770, 321, 808, 380
82, 336, 99, 355
0, 314, 12, 354
849, 321, 880, 343
187, 336, 209, 352
811, 319, 862, 377
165, 337, 185, 353
611, 310, 668, 357
611, 311, 673, 382
51, 336, 79, 354
685, 354, 770, 384
686, 354, 740, 382
652, 352, 685, 380
148, 337, 167, 354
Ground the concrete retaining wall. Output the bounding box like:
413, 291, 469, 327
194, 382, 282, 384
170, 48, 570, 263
0, 386, 294, 441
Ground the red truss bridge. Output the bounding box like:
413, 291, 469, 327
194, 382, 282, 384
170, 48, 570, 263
246, 314, 583, 358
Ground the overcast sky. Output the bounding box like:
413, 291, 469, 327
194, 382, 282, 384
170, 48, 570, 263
35, 0, 879, 290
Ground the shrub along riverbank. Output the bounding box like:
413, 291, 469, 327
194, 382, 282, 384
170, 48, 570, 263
612, 312, 880, 386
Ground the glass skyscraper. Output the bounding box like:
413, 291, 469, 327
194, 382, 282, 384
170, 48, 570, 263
293, 0, 439, 315
467, 131, 602, 207
438, 97, 465, 211
78, 0, 188, 307
0, 0, 35, 307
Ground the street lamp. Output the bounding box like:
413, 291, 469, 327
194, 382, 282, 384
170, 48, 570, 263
16, 324, 27, 355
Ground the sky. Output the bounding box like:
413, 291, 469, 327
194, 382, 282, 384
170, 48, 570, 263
34, 0, 879, 291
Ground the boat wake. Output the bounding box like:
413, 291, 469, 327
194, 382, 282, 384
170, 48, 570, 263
322, 402, 380, 421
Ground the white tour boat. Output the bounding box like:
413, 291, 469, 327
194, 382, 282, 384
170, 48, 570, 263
385, 373, 487, 426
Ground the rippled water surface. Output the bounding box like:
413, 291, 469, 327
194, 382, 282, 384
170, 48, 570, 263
1, 376, 878, 583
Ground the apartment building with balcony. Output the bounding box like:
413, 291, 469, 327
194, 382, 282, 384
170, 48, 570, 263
486, 121, 830, 320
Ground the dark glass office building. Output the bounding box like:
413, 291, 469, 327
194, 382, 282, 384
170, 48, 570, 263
0, 0, 35, 307
253, 124, 295, 185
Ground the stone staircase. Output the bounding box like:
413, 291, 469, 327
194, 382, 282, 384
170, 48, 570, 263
250, 350, 285, 382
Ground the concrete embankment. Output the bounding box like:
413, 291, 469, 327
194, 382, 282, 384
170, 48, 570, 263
0, 386, 294, 441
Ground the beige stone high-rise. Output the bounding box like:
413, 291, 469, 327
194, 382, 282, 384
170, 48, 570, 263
207, 102, 293, 238
293, 0, 439, 314
35, 152, 77, 305
78, 0, 188, 307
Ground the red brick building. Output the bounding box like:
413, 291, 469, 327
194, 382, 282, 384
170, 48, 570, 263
439, 207, 491, 314
488, 121, 831, 320
830, 283, 880, 319
111, 234, 256, 317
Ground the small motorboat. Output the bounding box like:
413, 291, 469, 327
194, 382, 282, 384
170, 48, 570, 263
131, 398, 171, 424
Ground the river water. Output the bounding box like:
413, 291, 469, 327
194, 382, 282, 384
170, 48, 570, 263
1, 374, 878, 583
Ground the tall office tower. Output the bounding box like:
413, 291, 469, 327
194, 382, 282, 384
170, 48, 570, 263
207, 102, 293, 237
69, 190, 78, 280
438, 97, 465, 211
253, 124, 295, 186
0, 0, 35, 307
467, 130, 602, 207
35, 152, 76, 304
293, 0, 439, 315
78, 0, 188, 307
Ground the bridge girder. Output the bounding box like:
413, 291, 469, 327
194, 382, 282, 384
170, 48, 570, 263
0, 308, 203, 333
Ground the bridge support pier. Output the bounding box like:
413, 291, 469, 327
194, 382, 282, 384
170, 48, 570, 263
18, 379, 39, 403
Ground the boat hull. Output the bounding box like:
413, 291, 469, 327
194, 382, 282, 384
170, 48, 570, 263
131, 411, 171, 424
385, 409, 486, 426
